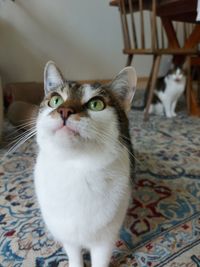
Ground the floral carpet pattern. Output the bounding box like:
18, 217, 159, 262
0, 95, 200, 266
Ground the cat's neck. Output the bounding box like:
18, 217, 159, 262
38, 139, 123, 171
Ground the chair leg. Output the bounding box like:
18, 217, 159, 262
141, 56, 157, 109
144, 55, 161, 121
145, 56, 156, 93
126, 54, 134, 66
197, 65, 200, 105
185, 56, 191, 115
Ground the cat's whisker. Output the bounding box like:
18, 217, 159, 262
5, 134, 35, 157
15, 119, 37, 129
7, 126, 36, 144
6, 126, 36, 141
16, 116, 37, 123
90, 130, 129, 171
17, 120, 36, 128
89, 124, 141, 169
117, 133, 141, 163
93, 127, 141, 165
6, 119, 37, 139
107, 134, 140, 166
4, 127, 36, 157
7, 130, 36, 151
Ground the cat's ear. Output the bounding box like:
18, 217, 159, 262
110, 66, 137, 113
44, 61, 65, 95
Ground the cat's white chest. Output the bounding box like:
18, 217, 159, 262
167, 79, 185, 96
34, 151, 130, 245
158, 78, 185, 102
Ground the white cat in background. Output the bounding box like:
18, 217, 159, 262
148, 66, 186, 118
34, 61, 137, 267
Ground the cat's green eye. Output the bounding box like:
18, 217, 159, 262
87, 98, 105, 111
49, 95, 64, 108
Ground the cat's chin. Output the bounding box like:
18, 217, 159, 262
174, 78, 182, 82
52, 125, 86, 150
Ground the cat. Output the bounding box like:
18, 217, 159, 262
34, 61, 137, 267
148, 65, 186, 118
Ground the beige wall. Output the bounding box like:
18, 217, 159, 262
0, 0, 170, 84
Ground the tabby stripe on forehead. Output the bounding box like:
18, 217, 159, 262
60, 85, 65, 92
67, 84, 85, 101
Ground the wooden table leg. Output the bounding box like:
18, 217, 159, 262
161, 18, 180, 49
184, 25, 200, 49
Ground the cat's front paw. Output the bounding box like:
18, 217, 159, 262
166, 114, 172, 118
171, 112, 177, 117
166, 112, 176, 118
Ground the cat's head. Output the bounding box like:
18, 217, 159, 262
168, 64, 186, 83
36, 61, 137, 156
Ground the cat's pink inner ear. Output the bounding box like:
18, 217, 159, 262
44, 61, 64, 94
122, 67, 137, 112
111, 66, 137, 113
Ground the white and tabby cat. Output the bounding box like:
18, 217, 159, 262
34, 61, 137, 267
148, 65, 186, 118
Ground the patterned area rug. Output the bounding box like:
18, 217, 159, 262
0, 92, 200, 267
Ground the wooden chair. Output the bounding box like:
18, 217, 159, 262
110, 0, 200, 120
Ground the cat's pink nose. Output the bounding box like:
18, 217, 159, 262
58, 107, 75, 124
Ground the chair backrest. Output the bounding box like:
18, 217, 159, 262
118, 0, 197, 54
119, 0, 161, 52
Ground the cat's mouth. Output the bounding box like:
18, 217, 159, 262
54, 123, 80, 137
175, 78, 181, 82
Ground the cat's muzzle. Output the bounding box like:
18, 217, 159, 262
58, 107, 75, 126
